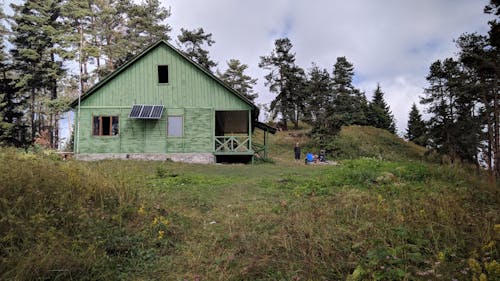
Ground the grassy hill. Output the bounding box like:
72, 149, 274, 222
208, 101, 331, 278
1, 127, 499, 280
268, 125, 427, 163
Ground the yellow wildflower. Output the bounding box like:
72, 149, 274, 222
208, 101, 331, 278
157, 230, 165, 239
494, 224, 500, 234
485, 260, 500, 275
152, 217, 159, 226
483, 240, 496, 250
160, 216, 170, 226
479, 273, 487, 281
469, 258, 482, 274
438, 251, 445, 262
137, 205, 146, 216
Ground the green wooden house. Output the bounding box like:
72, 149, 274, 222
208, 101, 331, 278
70, 40, 275, 163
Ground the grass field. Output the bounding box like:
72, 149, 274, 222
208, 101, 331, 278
1, 126, 499, 280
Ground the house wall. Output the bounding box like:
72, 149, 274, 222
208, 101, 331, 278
75, 43, 251, 156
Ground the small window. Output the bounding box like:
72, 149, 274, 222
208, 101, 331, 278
93, 116, 119, 136
158, 65, 169, 84
167, 116, 183, 137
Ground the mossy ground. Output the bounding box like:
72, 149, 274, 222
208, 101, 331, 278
1, 126, 499, 280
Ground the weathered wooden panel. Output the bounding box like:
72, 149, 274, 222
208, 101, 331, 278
184, 108, 213, 152
166, 138, 184, 152
144, 119, 166, 153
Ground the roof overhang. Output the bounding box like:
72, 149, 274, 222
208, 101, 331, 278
254, 121, 277, 134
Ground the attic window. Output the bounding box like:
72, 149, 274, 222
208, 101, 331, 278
158, 65, 169, 84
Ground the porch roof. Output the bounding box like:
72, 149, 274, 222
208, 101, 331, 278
254, 121, 277, 134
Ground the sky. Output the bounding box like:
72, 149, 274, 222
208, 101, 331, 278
165, 0, 492, 135
1, 0, 494, 141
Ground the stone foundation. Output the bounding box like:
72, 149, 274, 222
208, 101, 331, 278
76, 153, 215, 164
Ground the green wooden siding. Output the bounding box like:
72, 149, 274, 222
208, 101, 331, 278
77, 107, 215, 154
82, 44, 250, 109
75, 42, 251, 155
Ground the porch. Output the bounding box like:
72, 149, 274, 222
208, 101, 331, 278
213, 110, 276, 163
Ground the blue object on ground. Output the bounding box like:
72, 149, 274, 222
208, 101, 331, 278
306, 153, 314, 162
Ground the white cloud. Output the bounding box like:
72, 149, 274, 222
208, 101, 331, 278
4, 0, 492, 134
166, 0, 490, 132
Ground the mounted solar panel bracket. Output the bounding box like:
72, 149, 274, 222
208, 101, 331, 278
129, 104, 164, 119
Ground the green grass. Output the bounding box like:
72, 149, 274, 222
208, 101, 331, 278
1, 127, 500, 280
326, 126, 427, 161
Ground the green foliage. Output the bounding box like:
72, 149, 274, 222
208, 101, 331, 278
406, 103, 428, 146
9, 0, 69, 145
0, 149, 181, 280
303, 64, 332, 123
422, 58, 482, 164
259, 37, 307, 129
0, 146, 499, 280
310, 57, 369, 147
217, 59, 258, 101
324, 126, 427, 162
366, 84, 396, 133
177, 27, 217, 71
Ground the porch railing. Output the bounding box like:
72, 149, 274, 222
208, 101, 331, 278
215, 136, 251, 153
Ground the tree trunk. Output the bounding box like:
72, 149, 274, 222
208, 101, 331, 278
494, 85, 500, 177
79, 25, 84, 93
51, 52, 58, 149
30, 88, 35, 142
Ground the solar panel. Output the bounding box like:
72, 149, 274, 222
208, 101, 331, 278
141, 105, 154, 118
151, 105, 164, 119
129, 105, 164, 119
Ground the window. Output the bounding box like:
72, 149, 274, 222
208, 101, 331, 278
167, 116, 183, 137
93, 116, 119, 136
158, 65, 169, 84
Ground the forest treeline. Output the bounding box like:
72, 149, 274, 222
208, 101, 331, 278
0, 0, 499, 176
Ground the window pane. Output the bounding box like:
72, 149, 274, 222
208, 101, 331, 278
112, 117, 119, 135
102, 116, 111, 136
93, 116, 100, 136
168, 116, 183, 137
158, 65, 169, 83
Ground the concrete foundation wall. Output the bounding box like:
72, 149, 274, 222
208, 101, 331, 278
76, 153, 215, 164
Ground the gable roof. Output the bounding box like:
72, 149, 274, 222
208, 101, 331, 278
70, 39, 257, 110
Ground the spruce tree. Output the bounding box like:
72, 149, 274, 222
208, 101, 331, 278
177, 27, 217, 71
331, 57, 368, 126
304, 64, 332, 123
217, 59, 258, 101
10, 0, 68, 147
406, 103, 427, 146
0, 6, 26, 146
259, 38, 306, 129
367, 84, 396, 133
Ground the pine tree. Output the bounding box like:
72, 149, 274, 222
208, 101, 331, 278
406, 103, 427, 146
177, 27, 217, 71
0, 6, 27, 146
367, 84, 396, 133
10, 0, 68, 147
304, 64, 332, 123
217, 59, 258, 101
259, 38, 306, 129
121, 0, 172, 63
421, 58, 481, 163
